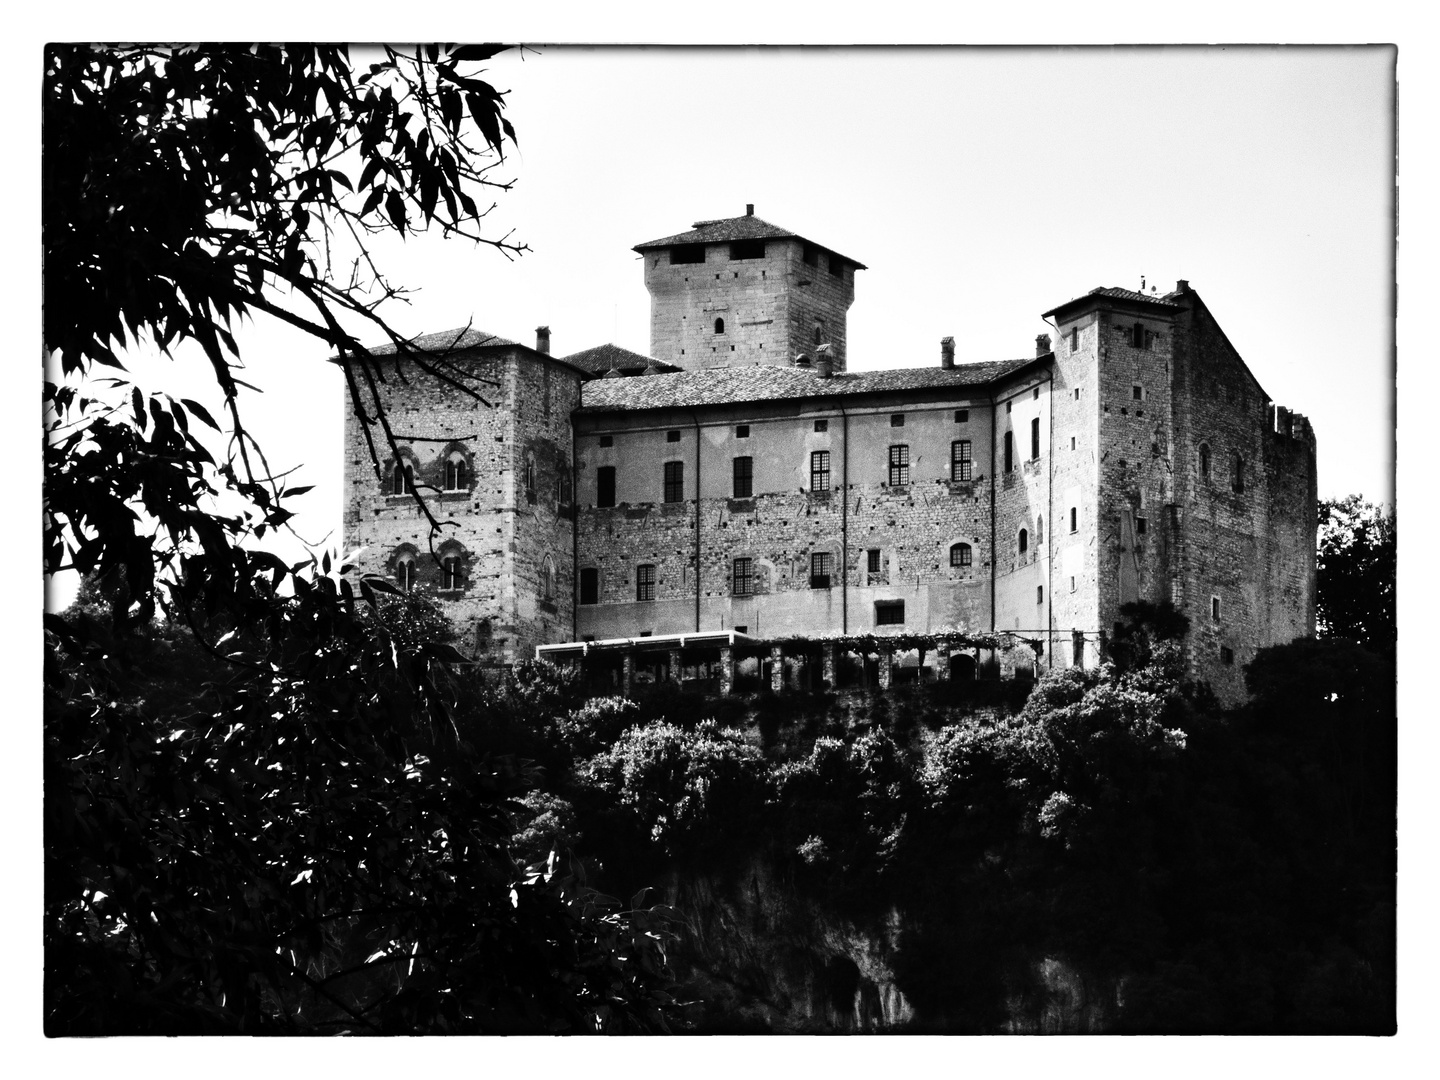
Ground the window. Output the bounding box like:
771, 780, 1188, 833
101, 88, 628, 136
814, 324, 824, 346
636, 564, 656, 601
1220, 646, 1234, 666
1132, 322, 1147, 348
814, 418, 829, 433
954, 409, 969, 423
1018, 528, 1028, 556
950, 440, 973, 481
525, 456, 536, 496
828, 253, 844, 277
391, 460, 415, 496
1030, 417, 1040, 460
1071, 436, 1076, 451
540, 556, 554, 601
736, 424, 750, 439
1133, 385, 1143, 401
803, 243, 819, 267
1070, 507, 1078, 533
666, 429, 681, 443
867, 548, 881, 574
1212, 596, 1222, 622
810, 450, 831, 491
1035, 515, 1044, 544
442, 554, 463, 591
1232, 453, 1245, 494
1033, 387, 1040, 400
714, 318, 725, 334
599, 434, 614, 448
396, 555, 416, 593
950, 542, 972, 567
663, 461, 684, 502
1006, 401, 1012, 414
875, 600, 905, 626
1137, 516, 1147, 535
1070, 575, 1077, 593
733, 557, 755, 597
1037, 585, 1044, 605
887, 444, 910, 486
596, 466, 616, 508
730, 239, 765, 260
444, 453, 467, 492
556, 473, 572, 505
580, 567, 599, 605
670, 243, 705, 264
890, 413, 905, 427
1199, 443, 1211, 482
1069, 327, 1078, 352
810, 551, 833, 588
733, 456, 753, 498
1004, 431, 1013, 472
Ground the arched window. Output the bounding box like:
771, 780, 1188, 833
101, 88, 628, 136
541, 556, 555, 601
714, 317, 725, 335
1232, 452, 1245, 494
444, 452, 467, 492
1018, 528, 1029, 556
950, 542, 972, 568
391, 460, 415, 495
1199, 443, 1211, 482
395, 554, 416, 593
442, 553, 463, 591
1035, 515, 1044, 545
814, 322, 824, 346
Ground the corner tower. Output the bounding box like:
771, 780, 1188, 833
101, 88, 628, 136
634, 205, 865, 372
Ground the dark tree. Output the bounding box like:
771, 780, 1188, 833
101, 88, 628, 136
43, 44, 679, 1035
1315, 495, 1395, 652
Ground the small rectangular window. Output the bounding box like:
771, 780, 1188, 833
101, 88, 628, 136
1006, 401, 1012, 414
1070, 507, 1078, 532
951, 440, 973, 482
954, 409, 969, 423
1030, 417, 1041, 460
736, 425, 750, 439
867, 548, 881, 574
1004, 431, 1014, 472
637, 564, 656, 602
875, 600, 905, 626
730, 239, 766, 260
580, 567, 599, 605
1133, 385, 1143, 401
732, 456, 753, 498
1137, 516, 1147, 535
734, 625, 748, 634
599, 434, 614, 448
663, 461, 684, 503
890, 413, 905, 427
828, 253, 844, 277
1071, 436, 1076, 451
1033, 387, 1040, 400
733, 557, 754, 597
669, 244, 706, 264
1212, 596, 1221, 622
810, 450, 831, 491
597, 466, 616, 508
1070, 575, 1076, 593
810, 551, 833, 588
666, 430, 681, 443
1074, 388, 1081, 401
888, 444, 910, 486
814, 418, 829, 433
1069, 327, 1078, 353
1220, 646, 1234, 665
1037, 585, 1044, 605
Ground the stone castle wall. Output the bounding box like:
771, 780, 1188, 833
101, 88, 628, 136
643, 238, 855, 371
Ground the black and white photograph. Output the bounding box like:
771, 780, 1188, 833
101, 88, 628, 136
31, 13, 1417, 1063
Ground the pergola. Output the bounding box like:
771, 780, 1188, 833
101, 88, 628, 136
535, 629, 1048, 696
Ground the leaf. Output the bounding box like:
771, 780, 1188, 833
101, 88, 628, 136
449, 44, 507, 63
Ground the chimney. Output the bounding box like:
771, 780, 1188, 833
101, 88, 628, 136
1175, 279, 1190, 293
794, 353, 812, 368
940, 336, 955, 369
535, 326, 551, 355
816, 343, 834, 378
746, 203, 754, 216
1036, 333, 1051, 358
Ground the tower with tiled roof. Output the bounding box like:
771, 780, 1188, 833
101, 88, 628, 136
634, 205, 865, 373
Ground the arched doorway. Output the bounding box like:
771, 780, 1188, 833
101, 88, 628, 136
949, 652, 977, 681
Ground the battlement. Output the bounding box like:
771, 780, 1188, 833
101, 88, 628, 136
1270, 403, 1316, 447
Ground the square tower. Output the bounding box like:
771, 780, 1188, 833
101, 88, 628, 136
634, 206, 864, 372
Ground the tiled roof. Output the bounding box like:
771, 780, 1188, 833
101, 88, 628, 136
361, 326, 521, 357
634, 213, 866, 269
578, 358, 1040, 413
561, 342, 671, 374
1042, 286, 1182, 318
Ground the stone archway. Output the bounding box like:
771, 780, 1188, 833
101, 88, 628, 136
948, 652, 977, 681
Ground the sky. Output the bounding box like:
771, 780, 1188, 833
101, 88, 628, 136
134, 44, 1394, 575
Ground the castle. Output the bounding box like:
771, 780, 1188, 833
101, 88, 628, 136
341, 206, 1317, 703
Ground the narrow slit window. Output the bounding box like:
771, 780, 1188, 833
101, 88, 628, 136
1004, 431, 1014, 472
1031, 417, 1041, 460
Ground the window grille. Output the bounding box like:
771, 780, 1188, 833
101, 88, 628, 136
637, 564, 656, 601
811, 450, 831, 491
663, 461, 684, 502
888, 444, 910, 486
951, 440, 973, 481
733, 456, 753, 498
733, 557, 755, 597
